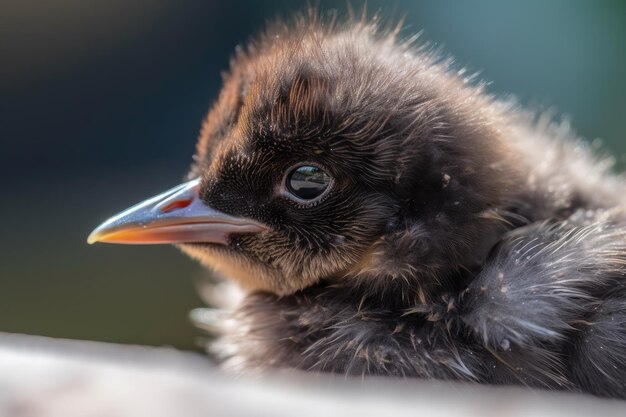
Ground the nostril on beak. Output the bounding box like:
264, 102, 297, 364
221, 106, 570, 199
159, 199, 192, 213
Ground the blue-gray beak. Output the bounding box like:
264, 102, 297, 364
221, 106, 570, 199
87, 179, 266, 245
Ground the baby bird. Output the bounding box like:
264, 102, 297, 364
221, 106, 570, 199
89, 15, 626, 398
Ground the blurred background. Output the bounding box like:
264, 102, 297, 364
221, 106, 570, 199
0, 0, 624, 351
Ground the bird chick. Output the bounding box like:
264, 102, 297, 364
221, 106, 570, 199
89, 15, 626, 398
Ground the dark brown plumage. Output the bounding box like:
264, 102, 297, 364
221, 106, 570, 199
90, 13, 626, 398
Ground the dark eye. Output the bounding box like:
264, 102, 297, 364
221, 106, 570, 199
286, 165, 331, 200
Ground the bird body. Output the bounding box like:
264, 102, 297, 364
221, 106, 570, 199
90, 14, 626, 398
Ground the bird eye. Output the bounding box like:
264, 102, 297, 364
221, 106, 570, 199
286, 165, 331, 200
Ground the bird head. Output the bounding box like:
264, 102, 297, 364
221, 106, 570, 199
89, 17, 517, 298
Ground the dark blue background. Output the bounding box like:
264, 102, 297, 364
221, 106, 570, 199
1, 0, 624, 349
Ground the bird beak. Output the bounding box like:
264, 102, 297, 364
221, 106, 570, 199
87, 178, 266, 245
